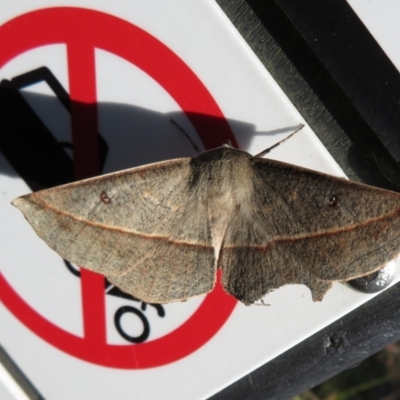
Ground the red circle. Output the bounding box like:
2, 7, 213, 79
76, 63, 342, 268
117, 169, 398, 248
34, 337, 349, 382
0, 7, 237, 368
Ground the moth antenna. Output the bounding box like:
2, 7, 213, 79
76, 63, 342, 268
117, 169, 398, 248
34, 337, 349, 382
255, 124, 305, 158
170, 119, 201, 154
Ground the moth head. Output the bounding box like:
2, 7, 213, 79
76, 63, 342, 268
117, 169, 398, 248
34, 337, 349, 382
220, 140, 233, 149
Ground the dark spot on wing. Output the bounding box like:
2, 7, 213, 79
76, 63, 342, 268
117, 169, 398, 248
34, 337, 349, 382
100, 191, 111, 204
328, 195, 339, 207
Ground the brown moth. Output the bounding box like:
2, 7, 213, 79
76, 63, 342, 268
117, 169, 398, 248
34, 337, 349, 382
12, 145, 400, 305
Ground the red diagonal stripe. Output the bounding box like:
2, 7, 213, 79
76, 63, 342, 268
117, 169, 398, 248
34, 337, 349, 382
67, 41, 105, 345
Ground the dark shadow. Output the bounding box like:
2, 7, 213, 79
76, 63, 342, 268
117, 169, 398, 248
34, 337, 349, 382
0, 79, 301, 191
1, 65, 395, 194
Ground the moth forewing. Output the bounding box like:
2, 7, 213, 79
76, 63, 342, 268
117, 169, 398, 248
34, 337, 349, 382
12, 147, 400, 304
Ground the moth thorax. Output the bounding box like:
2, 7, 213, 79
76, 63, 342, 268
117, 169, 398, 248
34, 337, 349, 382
190, 149, 254, 205
224, 157, 253, 202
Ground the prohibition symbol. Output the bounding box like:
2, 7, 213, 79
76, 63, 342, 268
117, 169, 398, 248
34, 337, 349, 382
0, 7, 237, 368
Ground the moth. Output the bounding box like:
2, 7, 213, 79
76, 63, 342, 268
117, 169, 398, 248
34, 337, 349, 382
12, 136, 400, 305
